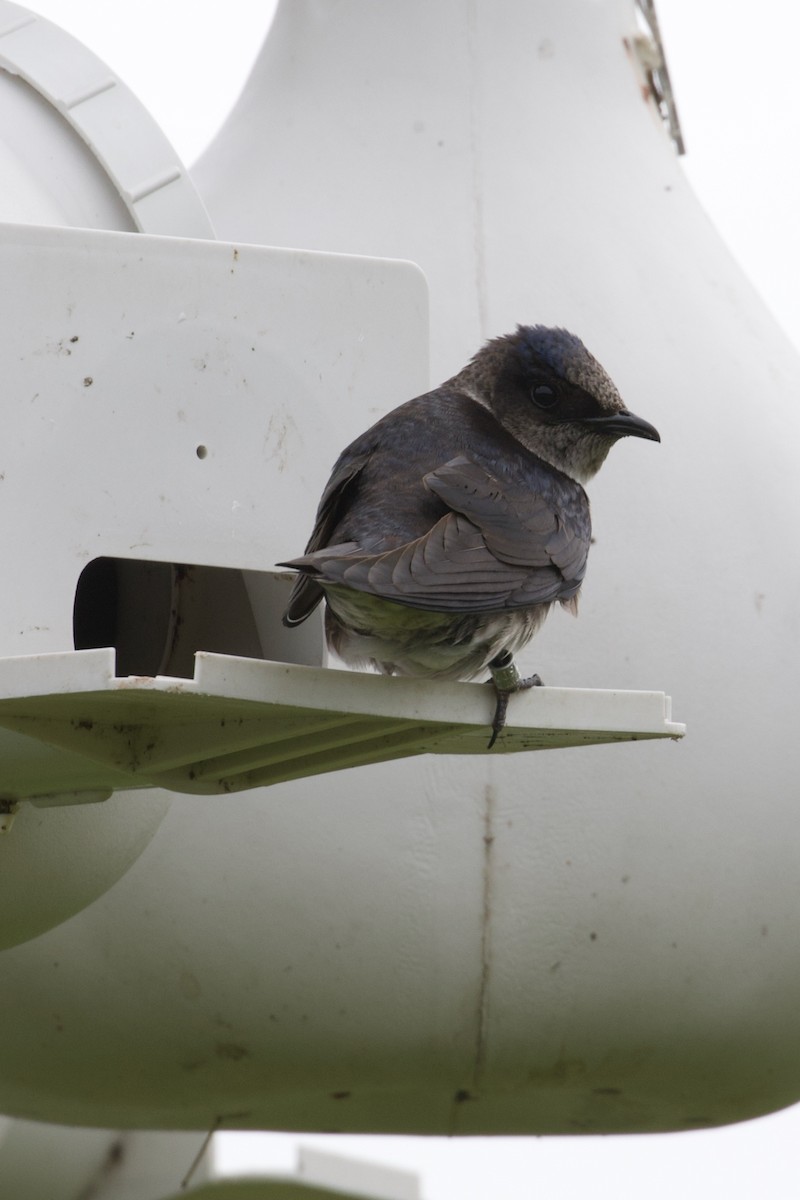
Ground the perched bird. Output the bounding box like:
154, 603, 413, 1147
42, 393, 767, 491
279, 326, 659, 745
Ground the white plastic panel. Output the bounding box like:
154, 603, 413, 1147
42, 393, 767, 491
0, 1123, 210, 1200
0, 221, 428, 951
0, 222, 427, 662
196, 1145, 422, 1200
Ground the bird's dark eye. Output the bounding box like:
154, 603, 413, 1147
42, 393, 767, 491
532, 384, 558, 409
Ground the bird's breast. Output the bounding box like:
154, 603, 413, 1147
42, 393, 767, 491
323, 585, 552, 681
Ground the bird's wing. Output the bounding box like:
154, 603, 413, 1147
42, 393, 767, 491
425, 455, 589, 581
282, 455, 590, 614
281, 448, 373, 625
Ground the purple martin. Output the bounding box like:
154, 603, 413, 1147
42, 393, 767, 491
279, 326, 659, 746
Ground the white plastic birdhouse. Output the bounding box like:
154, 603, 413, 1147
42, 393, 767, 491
10, 0, 800, 1181
0, 9, 679, 963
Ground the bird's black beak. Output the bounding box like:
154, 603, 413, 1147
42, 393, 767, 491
579, 410, 660, 442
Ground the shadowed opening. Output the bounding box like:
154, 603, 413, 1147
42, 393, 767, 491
73, 557, 323, 678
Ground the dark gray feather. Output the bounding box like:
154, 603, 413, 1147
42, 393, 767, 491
282, 453, 589, 614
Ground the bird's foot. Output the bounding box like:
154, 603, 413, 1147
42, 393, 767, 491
487, 651, 542, 749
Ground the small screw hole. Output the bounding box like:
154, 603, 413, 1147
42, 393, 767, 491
196, 445, 208, 460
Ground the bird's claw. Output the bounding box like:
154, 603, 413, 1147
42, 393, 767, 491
487, 652, 542, 748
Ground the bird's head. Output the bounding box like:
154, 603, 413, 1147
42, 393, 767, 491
456, 325, 659, 483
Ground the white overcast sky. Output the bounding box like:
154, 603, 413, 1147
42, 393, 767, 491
16, 2, 800, 1197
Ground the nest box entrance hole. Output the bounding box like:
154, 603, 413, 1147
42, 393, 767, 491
72, 557, 323, 678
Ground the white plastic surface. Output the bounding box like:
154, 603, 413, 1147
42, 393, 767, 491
0, 1, 213, 235
0, 1123, 210, 1200
199, 1145, 422, 1200
0, 221, 427, 950
0, 648, 682, 800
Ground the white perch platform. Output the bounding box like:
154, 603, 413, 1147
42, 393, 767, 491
0, 649, 683, 802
